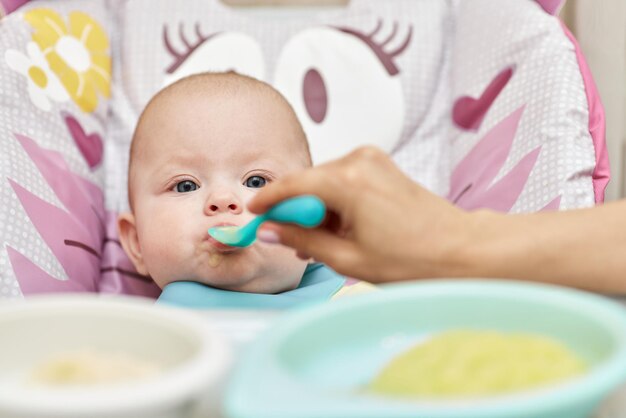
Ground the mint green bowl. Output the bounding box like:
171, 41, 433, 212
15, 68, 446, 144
225, 280, 626, 418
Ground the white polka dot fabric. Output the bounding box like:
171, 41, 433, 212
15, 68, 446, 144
0, 0, 604, 298
450, 0, 597, 212
0, 1, 111, 299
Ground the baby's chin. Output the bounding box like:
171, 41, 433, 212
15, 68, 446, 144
191, 273, 300, 294
153, 245, 307, 293
199, 247, 306, 293
168, 259, 302, 294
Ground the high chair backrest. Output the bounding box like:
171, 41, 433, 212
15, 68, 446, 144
0, 0, 606, 298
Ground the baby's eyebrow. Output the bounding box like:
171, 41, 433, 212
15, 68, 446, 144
148, 158, 199, 180
334, 19, 413, 76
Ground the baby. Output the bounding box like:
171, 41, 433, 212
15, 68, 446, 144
118, 72, 372, 307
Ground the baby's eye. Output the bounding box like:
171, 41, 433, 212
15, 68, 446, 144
175, 180, 199, 193
244, 175, 267, 188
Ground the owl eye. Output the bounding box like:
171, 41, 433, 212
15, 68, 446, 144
161, 23, 266, 87
273, 23, 410, 164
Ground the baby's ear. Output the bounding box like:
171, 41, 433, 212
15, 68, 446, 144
117, 212, 149, 276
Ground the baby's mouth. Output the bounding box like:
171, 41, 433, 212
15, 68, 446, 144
204, 222, 242, 253
205, 237, 240, 253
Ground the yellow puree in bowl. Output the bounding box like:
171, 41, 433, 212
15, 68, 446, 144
369, 330, 587, 398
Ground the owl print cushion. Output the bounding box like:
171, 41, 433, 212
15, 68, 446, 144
0, 0, 159, 298
107, 0, 452, 211
0, 0, 607, 298
110, 0, 605, 214
447, 0, 608, 212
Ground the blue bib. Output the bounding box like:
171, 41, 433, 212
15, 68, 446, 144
157, 263, 345, 309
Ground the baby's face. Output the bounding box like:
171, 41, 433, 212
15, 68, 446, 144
127, 91, 308, 293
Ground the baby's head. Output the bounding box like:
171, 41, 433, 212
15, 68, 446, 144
118, 72, 311, 293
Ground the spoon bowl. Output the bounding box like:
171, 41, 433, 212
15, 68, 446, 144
208, 195, 326, 247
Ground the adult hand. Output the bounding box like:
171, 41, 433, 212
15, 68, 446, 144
248, 146, 475, 283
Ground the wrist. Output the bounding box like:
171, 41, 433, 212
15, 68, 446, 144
445, 209, 506, 278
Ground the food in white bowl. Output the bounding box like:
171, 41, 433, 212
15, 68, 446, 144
29, 348, 162, 386
0, 295, 231, 418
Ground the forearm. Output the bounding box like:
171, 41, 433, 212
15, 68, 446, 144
456, 202, 626, 293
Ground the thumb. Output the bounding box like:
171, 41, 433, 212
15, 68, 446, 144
258, 223, 358, 269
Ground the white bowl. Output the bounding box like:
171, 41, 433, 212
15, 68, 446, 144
0, 295, 231, 418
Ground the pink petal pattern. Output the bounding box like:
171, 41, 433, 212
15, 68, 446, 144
541, 196, 561, 211
7, 134, 105, 292
9, 178, 101, 290
448, 106, 558, 212
7, 134, 158, 298
6, 245, 87, 293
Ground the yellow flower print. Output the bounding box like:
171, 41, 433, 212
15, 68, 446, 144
24, 9, 111, 113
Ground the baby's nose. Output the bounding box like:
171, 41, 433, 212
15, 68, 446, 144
206, 193, 243, 215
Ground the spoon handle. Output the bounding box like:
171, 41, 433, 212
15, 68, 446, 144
265, 195, 326, 228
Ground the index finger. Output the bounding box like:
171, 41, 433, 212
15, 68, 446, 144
248, 164, 340, 214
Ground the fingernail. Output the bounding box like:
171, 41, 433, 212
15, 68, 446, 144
296, 251, 311, 260
257, 229, 280, 244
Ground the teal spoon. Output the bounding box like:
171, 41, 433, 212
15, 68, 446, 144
208, 195, 326, 248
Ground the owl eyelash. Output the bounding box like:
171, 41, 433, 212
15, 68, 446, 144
162, 23, 218, 74
335, 19, 413, 76
162, 20, 410, 76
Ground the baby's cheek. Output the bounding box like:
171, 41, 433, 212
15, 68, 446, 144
141, 244, 181, 288
138, 225, 187, 284
264, 244, 308, 286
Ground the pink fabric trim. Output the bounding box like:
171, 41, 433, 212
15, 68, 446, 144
560, 21, 610, 203
535, 0, 565, 15
0, 0, 30, 16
